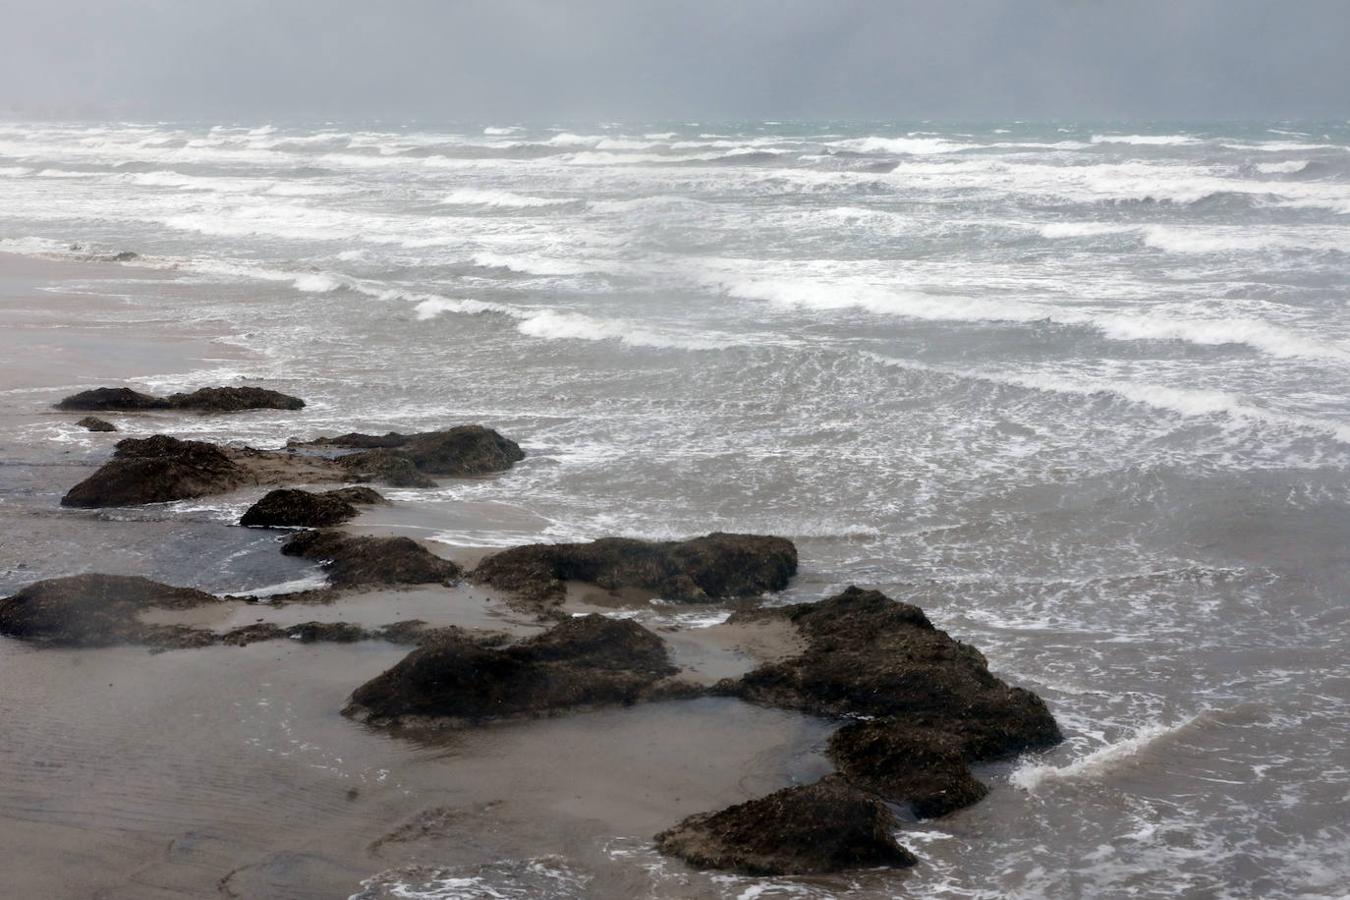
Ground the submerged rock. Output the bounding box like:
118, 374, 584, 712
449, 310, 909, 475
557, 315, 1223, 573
344, 614, 677, 726
472, 533, 797, 611
0, 574, 222, 648
76, 416, 117, 432
55, 385, 305, 413
655, 776, 916, 876
61, 435, 250, 507
299, 425, 525, 478
239, 486, 386, 528
337, 449, 437, 488
281, 530, 462, 588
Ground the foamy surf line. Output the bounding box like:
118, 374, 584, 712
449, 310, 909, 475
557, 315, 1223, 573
1011, 712, 1221, 791
863, 352, 1350, 444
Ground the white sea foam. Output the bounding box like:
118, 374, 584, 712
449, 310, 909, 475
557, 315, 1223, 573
483, 126, 522, 136
829, 136, 979, 155
1011, 718, 1199, 791
441, 188, 575, 208
515, 310, 730, 350
1038, 222, 1136, 239
1090, 133, 1201, 146
292, 273, 344, 293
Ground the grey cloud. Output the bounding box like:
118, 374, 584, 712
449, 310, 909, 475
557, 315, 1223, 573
0, 0, 1345, 121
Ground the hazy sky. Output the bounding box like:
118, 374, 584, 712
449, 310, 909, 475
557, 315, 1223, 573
2, 0, 1346, 121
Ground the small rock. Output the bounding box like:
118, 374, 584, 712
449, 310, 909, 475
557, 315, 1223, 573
655, 776, 916, 876
76, 416, 117, 432
281, 531, 462, 588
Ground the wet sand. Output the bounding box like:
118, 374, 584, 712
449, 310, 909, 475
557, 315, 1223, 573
0, 253, 843, 898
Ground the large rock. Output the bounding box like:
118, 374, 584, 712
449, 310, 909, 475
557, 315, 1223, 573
239, 487, 385, 528
300, 425, 524, 478
61, 435, 250, 507
337, 449, 436, 488
56, 387, 162, 412
281, 530, 462, 588
726, 586, 1062, 816
0, 574, 222, 648
472, 533, 798, 611
55, 385, 304, 413
60, 435, 351, 508
344, 614, 676, 726
654, 776, 916, 876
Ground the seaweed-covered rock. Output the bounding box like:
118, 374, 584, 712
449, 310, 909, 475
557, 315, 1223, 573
473, 533, 797, 610
61, 435, 250, 507
301, 425, 524, 478
337, 449, 437, 487
163, 386, 305, 412
0, 574, 222, 648
239, 487, 385, 528
732, 587, 1060, 754
344, 614, 676, 725
281, 530, 461, 588
55, 385, 304, 413
655, 776, 916, 876
76, 416, 118, 432
57, 387, 161, 411
827, 721, 990, 818
723, 586, 1061, 819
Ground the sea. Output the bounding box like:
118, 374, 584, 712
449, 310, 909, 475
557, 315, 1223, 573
0, 120, 1347, 898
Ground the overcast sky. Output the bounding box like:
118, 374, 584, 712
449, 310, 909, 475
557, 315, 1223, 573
1, 0, 1346, 122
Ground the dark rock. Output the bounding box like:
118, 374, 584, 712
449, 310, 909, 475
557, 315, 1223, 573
239, 487, 384, 528
337, 449, 437, 488
0, 574, 222, 648
55, 385, 304, 413
300, 425, 525, 478
344, 614, 676, 725
76, 416, 117, 432
827, 721, 989, 818
731, 587, 1061, 755
281, 531, 462, 588
654, 776, 916, 876
61, 435, 249, 508
473, 533, 797, 610
324, 486, 387, 505
56, 387, 161, 411
163, 386, 305, 412
722, 586, 1061, 819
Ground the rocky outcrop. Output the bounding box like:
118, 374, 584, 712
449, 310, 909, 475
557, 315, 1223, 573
298, 425, 525, 478
59, 435, 353, 508
655, 776, 916, 876
723, 586, 1061, 816
61, 435, 252, 507
0, 574, 222, 648
281, 531, 462, 588
56, 385, 305, 413
344, 614, 678, 726
472, 533, 797, 612
239, 486, 386, 528
76, 416, 117, 432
